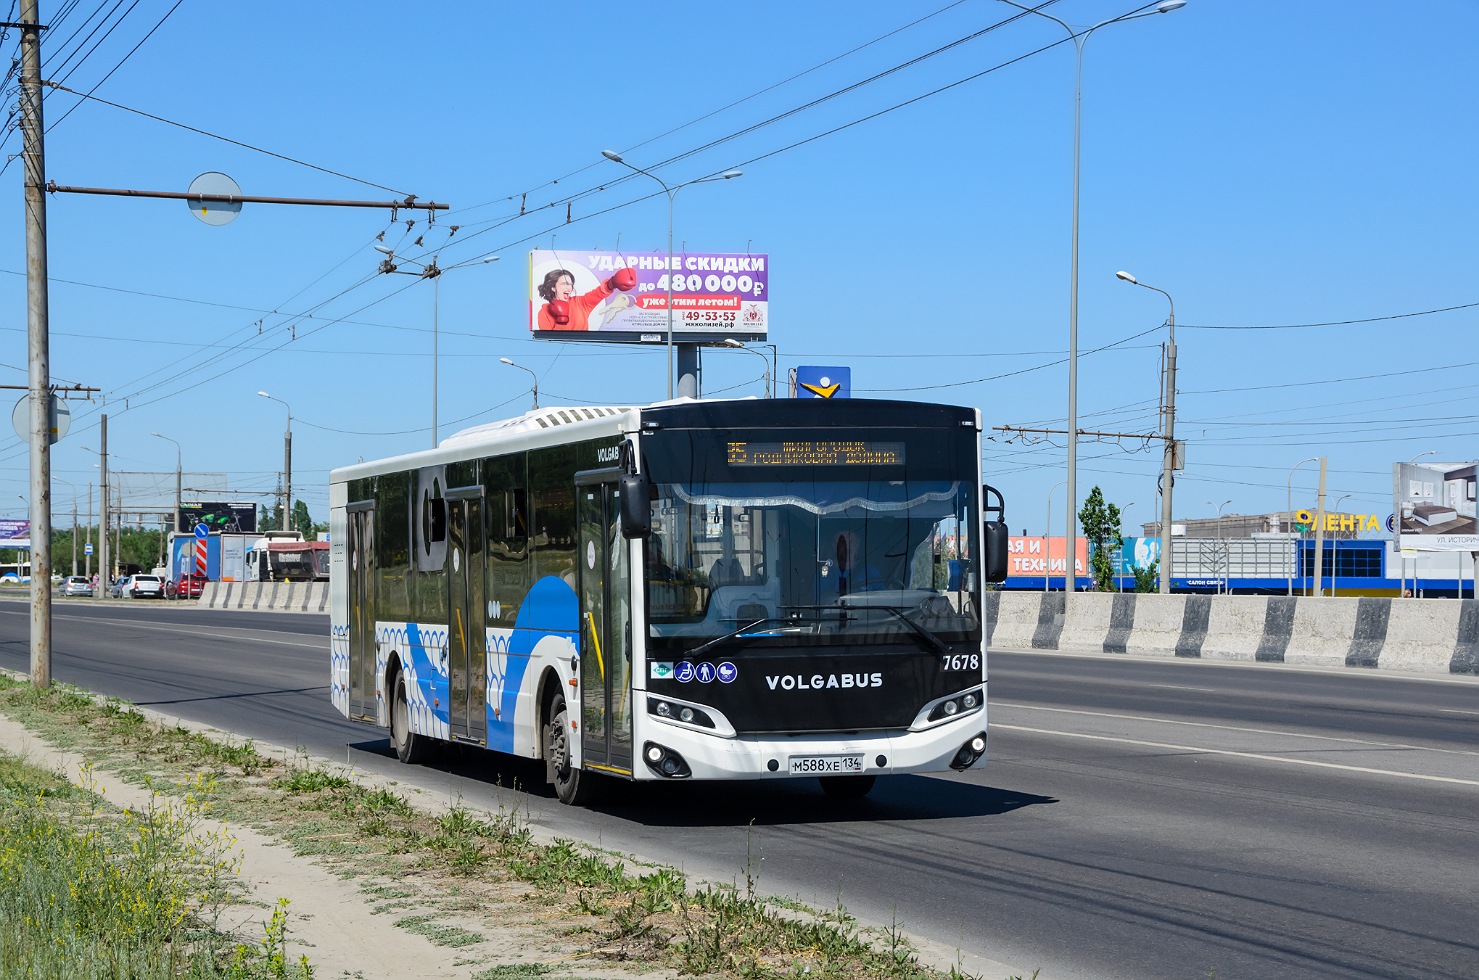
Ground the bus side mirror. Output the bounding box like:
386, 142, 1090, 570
981, 483, 1008, 583
983, 521, 1009, 583
619, 472, 651, 539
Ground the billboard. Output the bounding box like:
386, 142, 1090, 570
1394, 461, 1477, 551
0, 518, 29, 550
1006, 535, 1087, 578
529, 250, 768, 342
178, 502, 257, 534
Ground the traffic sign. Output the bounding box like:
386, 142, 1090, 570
84, 543, 93, 556
194, 523, 209, 539
10, 393, 70, 445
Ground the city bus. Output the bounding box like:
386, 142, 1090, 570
328, 398, 1008, 804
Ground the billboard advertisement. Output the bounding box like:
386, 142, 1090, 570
178, 502, 257, 535
1007, 535, 1087, 578
1394, 461, 1477, 551
0, 518, 29, 550
529, 250, 768, 342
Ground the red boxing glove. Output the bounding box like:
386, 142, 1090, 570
608, 266, 637, 291
548, 299, 570, 325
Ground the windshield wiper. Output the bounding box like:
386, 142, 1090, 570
688, 618, 802, 659
840, 602, 952, 655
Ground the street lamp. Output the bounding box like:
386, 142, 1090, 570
1286, 456, 1319, 596
1399, 450, 1437, 596
1211, 499, 1231, 594
600, 150, 742, 400
499, 358, 539, 410
1118, 501, 1135, 592
48, 476, 79, 578
375, 248, 499, 445
720, 339, 772, 397
1331, 493, 1352, 597
257, 391, 292, 534
1046, 480, 1066, 592
1117, 271, 1179, 593
151, 431, 182, 536
998, 0, 1185, 596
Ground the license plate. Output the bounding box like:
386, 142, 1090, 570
788, 754, 863, 775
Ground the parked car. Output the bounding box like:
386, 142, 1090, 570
172, 573, 207, 600
110, 576, 131, 598
128, 574, 166, 599
59, 576, 92, 597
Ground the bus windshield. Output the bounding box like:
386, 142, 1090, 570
645, 472, 980, 652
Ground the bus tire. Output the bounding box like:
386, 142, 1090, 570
818, 775, 876, 800
545, 696, 595, 806
391, 670, 429, 765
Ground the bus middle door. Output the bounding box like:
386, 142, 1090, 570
445, 490, 487, 745
575, 475, 632, 776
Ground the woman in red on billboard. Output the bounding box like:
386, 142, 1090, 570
536, 266, 637, 331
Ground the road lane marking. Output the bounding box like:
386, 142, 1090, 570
992, 701, 1479, 757
1439, 708, 1479, 716
20, 610, 323, 650
990, 723, 1479, 787
1148, 684, 1220, 693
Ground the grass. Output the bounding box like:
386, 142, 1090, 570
0, 674, 1034, 979
0, 748, 312, 978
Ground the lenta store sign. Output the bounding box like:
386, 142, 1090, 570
1292, 510, 1383, 534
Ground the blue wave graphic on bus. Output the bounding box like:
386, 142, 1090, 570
486, 575, 578, 753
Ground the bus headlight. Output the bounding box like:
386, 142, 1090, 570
647, 697, 715, 729
926, 688, 984, 723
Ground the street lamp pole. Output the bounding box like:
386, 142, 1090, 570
1286, 456, 1319, 596
601, 150, 741, 400
375, 248, 499, 446
720, 339, 772, 397
1211, 499, 1231, 594
499, 358, 539, 410
1117, 271, 1178, 594
1332, 493, 1351, 598
257, 392, 292, 534
1119, 501, 1135, 592
1399, 450, 1437, 597
998, 0, 1185, 597
1046, 480, 1066, 592
151, 432, 182, 534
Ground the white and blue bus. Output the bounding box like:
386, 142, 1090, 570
329, 398, 1008, 804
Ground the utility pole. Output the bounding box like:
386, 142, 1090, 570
1313, 457, 1328, 596
16, 0, 52, 687
96, 414, 109, 601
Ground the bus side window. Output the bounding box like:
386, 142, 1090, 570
485, 454, 528, 626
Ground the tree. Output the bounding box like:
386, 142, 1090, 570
1077, 486, 1123, 593
1132, 558, 1159, 593
292, 500, 313, 538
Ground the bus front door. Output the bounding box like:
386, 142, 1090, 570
347, 505, 376, 722
446, 494, 487, 745
575, 478, 632, 776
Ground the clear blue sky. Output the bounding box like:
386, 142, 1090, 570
1, 0, 1474, 538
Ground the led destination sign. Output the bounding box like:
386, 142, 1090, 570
726, 440, 906, 467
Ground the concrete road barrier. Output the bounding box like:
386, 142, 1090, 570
200, 581, 327, 614
986, 593, 1477, 676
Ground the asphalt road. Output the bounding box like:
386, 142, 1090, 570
2, 596, 1476, 980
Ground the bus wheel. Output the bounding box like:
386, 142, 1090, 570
391, 671, 428, 765
819, 775, 876, 800
545, 697, 595, 806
